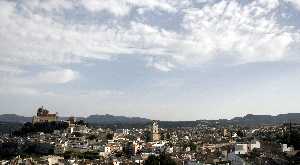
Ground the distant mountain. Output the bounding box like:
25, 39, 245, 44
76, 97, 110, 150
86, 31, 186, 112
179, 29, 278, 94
0, 114, 31, 123
276, 113, 300, 122
0, 114, 151, 125
85, 114, 150, 124
0, 113, 299, 127
231, 113, 300, 126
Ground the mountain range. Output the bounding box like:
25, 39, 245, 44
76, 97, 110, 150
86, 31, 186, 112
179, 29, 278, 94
0, 114, 151, 125
0, 113, 299, 126
230, 113, 300, 126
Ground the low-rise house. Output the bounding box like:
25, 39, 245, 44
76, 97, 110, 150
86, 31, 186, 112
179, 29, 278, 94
41, 155, 64, 165
235, 144, 248, 155
282, 144, 294, 152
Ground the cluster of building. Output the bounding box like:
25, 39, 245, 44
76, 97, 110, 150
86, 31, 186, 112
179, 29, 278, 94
0, 107, 299, 165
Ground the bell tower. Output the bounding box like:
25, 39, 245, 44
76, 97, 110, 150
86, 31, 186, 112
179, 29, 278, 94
151, 120, 160, 141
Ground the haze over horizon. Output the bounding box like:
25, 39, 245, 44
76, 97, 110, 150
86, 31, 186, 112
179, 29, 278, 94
1, 0, 300, 120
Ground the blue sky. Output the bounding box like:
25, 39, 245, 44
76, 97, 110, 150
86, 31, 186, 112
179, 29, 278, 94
0, 0, 300, 120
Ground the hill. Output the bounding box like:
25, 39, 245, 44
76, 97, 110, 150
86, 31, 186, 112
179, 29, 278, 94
231, 113, 300, 126
0, 114, 150, 125
0, 113, 299, 128
0, 114, 31, 123
85, 114, 150, 124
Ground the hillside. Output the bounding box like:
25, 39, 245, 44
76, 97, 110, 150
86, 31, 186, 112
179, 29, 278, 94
0, 113, 299, 127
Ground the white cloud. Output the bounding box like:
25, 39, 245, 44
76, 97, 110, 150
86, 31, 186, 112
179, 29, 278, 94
0, 68, 80, 97
146, 57, 175, 72
285, 0, 300, 10
0, 0, 178, 71
81, 0, 130, 16
0, 0, 299, 72
0, 68, 79, 86
21, 0, 177, 17
22, 0, 74, 12
81, 0, 177, 16
178, 0, 295, 65
151, 62, 174, 72
37, 69, 79, 84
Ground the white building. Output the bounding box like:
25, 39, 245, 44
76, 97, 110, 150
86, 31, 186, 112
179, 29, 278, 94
42, 156, 64, 165
105, 146, 111, 153
282, 144, 294, 152
73, 125, 90, 134
235, 140, 261, 155
166, 147, 174, 153
250, 140, 260, 150
99, 146, 111, 157
186, 146, 191, 152
235, 144, 248, 155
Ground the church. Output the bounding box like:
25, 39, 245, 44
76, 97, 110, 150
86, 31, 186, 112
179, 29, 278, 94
32, 106, 58, 124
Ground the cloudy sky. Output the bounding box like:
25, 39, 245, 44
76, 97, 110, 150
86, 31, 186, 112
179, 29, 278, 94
0, 0, 300, 120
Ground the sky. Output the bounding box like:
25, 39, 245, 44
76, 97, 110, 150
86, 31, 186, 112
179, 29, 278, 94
0, 0, 300, 120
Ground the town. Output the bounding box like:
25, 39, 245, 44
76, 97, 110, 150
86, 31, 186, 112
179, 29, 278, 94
2, 0, 300, 164
0, 106, 299, 165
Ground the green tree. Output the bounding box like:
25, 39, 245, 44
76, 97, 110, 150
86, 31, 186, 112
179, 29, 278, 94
106, 133, 114, 140
144, 154, 176, 165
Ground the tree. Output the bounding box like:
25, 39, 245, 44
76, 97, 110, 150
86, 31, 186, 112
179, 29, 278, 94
189, 142, 197, 151
13, 121, 68, 136
75, 120, 87, 126
145, 155, 160, 165
72, 132, 83, 137
236, 130, 244, 137
106, 133, 114, 140
144, 153, 176, 165
87, 134, 97, 140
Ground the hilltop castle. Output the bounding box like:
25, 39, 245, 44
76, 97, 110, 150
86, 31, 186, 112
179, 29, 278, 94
32, 106, 57, 124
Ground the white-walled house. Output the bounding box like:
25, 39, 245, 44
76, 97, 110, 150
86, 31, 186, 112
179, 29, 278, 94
235, 140, 261, 155
235, 144, 248, 155
250, 140, 261, 150
282, 144, 294, 152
